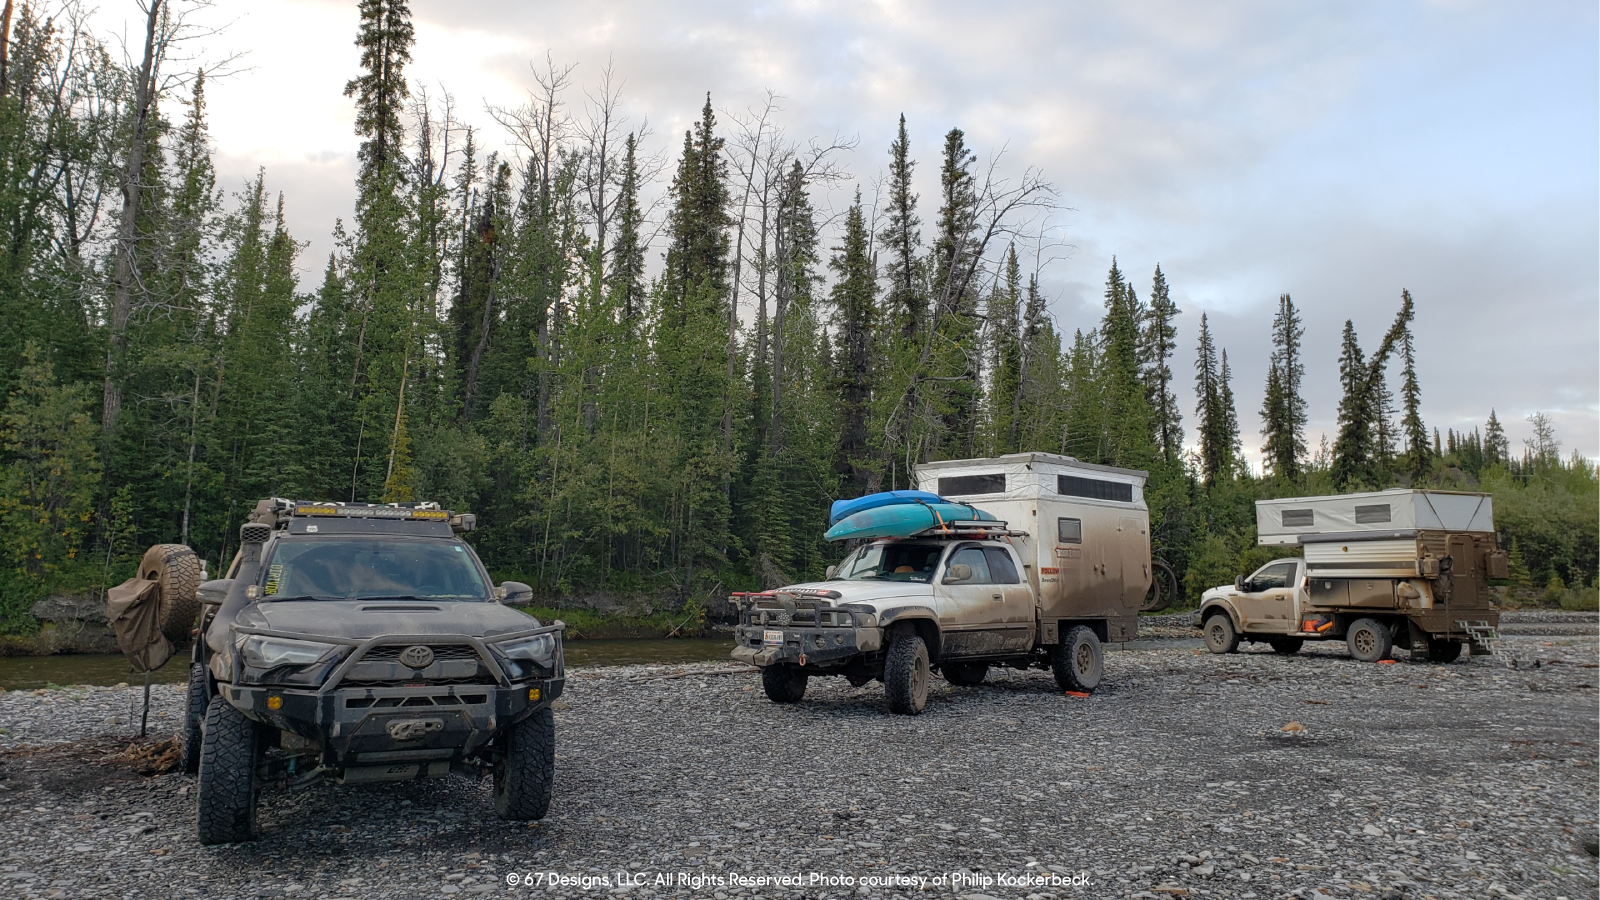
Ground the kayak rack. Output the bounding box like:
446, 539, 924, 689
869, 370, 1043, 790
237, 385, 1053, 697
909, 520, 1030, 539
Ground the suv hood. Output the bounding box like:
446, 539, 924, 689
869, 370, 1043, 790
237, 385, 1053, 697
781, 580, 933, 610
235, 600, 542, 641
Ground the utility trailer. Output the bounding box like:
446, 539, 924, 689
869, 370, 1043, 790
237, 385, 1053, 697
1195, 489, 1505, 662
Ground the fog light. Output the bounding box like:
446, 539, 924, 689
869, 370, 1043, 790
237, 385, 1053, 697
266, 695, 282, 710
528, 687, 541, 702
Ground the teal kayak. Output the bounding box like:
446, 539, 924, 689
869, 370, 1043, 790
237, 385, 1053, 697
824, 501, 997, 541
828, 490, 943, 526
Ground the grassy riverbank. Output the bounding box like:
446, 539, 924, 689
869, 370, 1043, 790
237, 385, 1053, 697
511, 606, 707, 639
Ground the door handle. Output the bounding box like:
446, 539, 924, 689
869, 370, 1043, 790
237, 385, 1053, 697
991, 593, 1002, 600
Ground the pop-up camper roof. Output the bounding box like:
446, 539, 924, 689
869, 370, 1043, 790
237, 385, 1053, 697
915, 452, 1148, 508
1256, 489, 1494, 545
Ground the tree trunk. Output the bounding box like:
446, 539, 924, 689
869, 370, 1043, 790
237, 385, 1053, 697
101, 0, 163, 443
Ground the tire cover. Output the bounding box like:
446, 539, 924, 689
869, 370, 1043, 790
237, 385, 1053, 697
106, 577, 172, 672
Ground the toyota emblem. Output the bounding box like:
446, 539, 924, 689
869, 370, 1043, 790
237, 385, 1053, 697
398, 645, 435, 669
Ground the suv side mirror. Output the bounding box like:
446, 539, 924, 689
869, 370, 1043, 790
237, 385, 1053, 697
824, 565, 838, 580
945, 563, 972, 584
497, 581, 533, 605
197, 579, 233, 606
1234, 575, 1248, 593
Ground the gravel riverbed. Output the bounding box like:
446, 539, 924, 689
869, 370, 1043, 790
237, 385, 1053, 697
1, 633, 1595, 900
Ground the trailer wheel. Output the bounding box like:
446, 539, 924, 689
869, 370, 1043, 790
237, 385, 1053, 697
884, 634, 930, 715
196, 697, 260, 845
942, 662, 989, 686
1347, 618, 1393, 662
1203, 612, 1241, 654
1268, 638, 1303, 655
761, 665, 809, 703
1425, 637, 1464, 663
1052, 626, 1103, 692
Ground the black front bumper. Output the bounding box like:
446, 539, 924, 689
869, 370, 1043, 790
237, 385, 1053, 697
220, 625, 564, 769
224, 676, 562, 768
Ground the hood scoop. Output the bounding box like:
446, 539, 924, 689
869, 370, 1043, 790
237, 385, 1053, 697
359, 604, 443, 613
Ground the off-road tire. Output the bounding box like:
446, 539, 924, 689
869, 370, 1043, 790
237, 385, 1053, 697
1203, 612, 1241, 654
196, 697, 260, 845
1425, 637, 1464, 663
181, 662, 209, 775
1140, 559, 1179, 612
1347, 618, 1393, 663
761, 665, 809, 703
1052, 625, 1104, 692
883, 634, 930, 715
147, 544, 202, 644
1268, 637, 1304, 655
942, 661, 989, 686
494, 708, 555, 821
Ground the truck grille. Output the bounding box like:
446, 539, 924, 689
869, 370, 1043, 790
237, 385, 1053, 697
341, 643, 498, 687
362, 644, 482, 661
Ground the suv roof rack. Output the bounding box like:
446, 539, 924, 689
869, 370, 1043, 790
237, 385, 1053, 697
909, 520, 1030, 539
250, 498, 477, 532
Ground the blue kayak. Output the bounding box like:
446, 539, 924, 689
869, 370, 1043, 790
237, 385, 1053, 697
824, 501, 997, 542
828, 490, 944, 526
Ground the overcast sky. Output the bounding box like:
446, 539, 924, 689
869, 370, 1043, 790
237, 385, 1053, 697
102, 0, 1598, 464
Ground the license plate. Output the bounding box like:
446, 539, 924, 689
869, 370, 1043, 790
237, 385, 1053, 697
763, 630, 784, 646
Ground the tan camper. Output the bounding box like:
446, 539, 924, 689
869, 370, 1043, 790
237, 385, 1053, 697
1194, 489, 1504, 662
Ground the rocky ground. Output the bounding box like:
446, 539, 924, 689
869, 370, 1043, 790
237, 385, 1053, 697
0, 629, 1595, 900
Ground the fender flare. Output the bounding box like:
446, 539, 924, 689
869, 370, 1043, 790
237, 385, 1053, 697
877, 608, 943, 662
1198, 597, 1242, 632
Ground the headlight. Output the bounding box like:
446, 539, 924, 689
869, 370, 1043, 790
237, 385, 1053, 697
241, 635, 337, 668
853, 612, 878, 627
494, 634, 557, 673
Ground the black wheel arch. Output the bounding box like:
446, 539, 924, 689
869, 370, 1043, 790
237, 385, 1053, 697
880, 610, 941, 663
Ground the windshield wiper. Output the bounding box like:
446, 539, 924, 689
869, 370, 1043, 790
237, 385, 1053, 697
260, 594, 331, 602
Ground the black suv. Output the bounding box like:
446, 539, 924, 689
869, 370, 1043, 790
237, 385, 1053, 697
186, 499, 564, 845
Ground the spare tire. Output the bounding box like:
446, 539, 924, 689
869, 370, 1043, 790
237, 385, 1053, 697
138, 544, 202, 644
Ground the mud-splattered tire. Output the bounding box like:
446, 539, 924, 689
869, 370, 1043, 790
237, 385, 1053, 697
196, 697, 260, 845
1425, 637, 1464, 663
1203, 612, 1241, 654
144, 544, 202, 644
1052, 626, 1103, 692
942, 661, 988, 686
181, 662, 209, 775
884, 634, 930, 715
494, 708, 554, 821
1347, 618, 1393, 663
761, 665, 808, 703
1268, 638, 1304, 655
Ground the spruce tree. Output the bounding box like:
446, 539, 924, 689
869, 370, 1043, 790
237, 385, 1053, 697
879, 114, 923, 341
1331, 291, 1415, 489
1484, 409, 1509, 465
1399, 322, 1428, 478
608, 133, 647, 327
989, 245, 1022, 454
344, 0, 414, 194
1193, 313, 1226, 485
1098, 258, 1153, 469
1141, 264, 1182, 463
929, 127, 981, 457
832, 192, 877, 493
1260, 293, 1306, 480
1219, 349, 1242, 477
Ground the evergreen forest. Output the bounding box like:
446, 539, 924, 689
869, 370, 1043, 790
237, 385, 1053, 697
1, 0, 1594, 633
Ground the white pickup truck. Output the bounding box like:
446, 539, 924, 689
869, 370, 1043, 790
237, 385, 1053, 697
731, 453, 1153, 714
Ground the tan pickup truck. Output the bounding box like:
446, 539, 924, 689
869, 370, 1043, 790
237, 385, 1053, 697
1195, 489, 1504, 662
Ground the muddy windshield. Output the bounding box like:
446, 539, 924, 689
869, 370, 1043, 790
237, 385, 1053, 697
834, 542, 947, 583
260, 537, 491, 601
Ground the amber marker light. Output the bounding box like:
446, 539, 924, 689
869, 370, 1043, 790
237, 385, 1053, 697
528, 688, 542, 702
266, 695, 282, 710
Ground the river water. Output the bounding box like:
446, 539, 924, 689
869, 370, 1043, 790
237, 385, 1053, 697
0, 638, 738, 691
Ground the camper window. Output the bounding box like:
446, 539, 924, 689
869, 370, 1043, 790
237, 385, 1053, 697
1281, 509, 1314, 527
1057, 518, 1082, 544
1057, 475, 1133, 502
938, 474, 1006, 496
1355, 504, 1392, 524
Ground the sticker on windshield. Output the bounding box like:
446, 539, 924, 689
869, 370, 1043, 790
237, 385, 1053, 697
263, 563, 283, 596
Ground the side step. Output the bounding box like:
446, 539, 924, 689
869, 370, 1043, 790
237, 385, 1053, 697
1457, 619, 1537, 669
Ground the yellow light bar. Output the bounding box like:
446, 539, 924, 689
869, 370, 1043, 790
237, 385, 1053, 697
296, 506, 338, 516
411, 510, 448, 519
